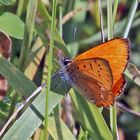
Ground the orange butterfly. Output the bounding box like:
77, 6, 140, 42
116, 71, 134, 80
59, 38, 130, 107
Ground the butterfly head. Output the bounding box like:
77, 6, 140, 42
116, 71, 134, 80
63, 57, 72, 66
58, 56, 73, 84
57, 50, 72, 67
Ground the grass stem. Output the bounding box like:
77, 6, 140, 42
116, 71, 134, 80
123, 0, 138, 38
107, 0, 117, 139
44, 0, 57, 139
112, 0, 118, 26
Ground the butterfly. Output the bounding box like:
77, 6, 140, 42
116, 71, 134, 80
59, 38, 130, 107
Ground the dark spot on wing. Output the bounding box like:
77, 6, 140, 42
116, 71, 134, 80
100, 67, 102, 71
84, 65, 86, 68
90, 63, 93, 69
98, 64, 101, 67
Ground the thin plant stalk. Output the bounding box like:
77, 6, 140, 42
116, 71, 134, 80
52, 5, 63, 121
54, 6, 63, 118
98, 0, 105, 42
112, 0, 119, 26
107, 0, 113, 40
123, 0, 138, 38
44, 0, 57, 140
59, 6, 63, 38
16, 0, 24, 17
107, 0, 117, 139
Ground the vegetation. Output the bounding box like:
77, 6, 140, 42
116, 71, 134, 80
0, 0, 140, 140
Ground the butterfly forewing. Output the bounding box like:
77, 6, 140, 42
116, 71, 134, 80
74, 38, 130, 96
66, 58, 114, 107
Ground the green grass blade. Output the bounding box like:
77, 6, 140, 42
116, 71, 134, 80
2, 90, 63, 140
112, 0, 119, 25
70, 89, 113, 140
18, 0, 38, 70
123, 0, 138, 38
0, 53, 71, 139
24, 38, 46, 80
110, 104, 117, 140
16, 0, 24, 17
79, 16, 139, 46
107, 0, 113, 40
38, 0, 70, 56
2, 71, 71, 140
59, 6, 63, 38
44, 0, 57, 139
0, 53, 70, 96
48, 117, 76, 140
0, 55, 36, 97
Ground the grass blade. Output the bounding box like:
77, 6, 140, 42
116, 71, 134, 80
48, 117, 76, 140
18, 0, 38, 70
123, 0, 138, 38
2, 90, 63, 140
107, 0, 113, 40
44, 0, 57, 139
70, 90, 113, 140
0, 55, 36, 97
24, 38, 46, 80
112, 0, 119, 25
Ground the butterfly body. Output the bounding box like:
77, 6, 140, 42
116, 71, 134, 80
59, 38, 130, 107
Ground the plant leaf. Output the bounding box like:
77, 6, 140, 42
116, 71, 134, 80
0, 12, 24, 39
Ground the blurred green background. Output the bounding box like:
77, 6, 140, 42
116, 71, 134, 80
0, 0, 140, 140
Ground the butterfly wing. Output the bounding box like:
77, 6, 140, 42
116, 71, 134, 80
111, 75, 126, 97
74, 38, 130, 96
66, 58, 114, 107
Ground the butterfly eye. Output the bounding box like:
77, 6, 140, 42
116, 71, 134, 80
63, 58, 71, 65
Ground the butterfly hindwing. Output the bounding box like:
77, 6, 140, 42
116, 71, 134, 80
66, 58, 114, 107
111, 75, 126, 97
